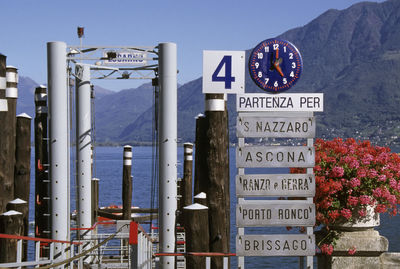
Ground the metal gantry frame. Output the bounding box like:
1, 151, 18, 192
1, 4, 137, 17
47, 42, 178, 268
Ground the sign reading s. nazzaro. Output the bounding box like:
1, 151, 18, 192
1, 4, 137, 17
237, 93, 323, 112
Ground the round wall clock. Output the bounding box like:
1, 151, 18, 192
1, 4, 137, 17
248, 38, 303, 93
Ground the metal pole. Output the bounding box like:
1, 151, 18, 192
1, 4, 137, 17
158, 42, 177, 269
47, 41, 69, 254
75, 64, 92, 240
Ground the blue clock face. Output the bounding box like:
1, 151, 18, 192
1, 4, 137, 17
249, 38, 303, 93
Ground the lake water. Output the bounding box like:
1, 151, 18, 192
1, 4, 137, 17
28, 146, 400, 268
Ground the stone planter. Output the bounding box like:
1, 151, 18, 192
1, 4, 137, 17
330, 205, 380, 231
317, 206, 388, 269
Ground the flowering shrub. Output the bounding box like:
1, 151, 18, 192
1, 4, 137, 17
291, 138, 400, 254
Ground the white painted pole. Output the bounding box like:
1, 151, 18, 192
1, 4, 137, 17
75, 64, 92, 239
158, 42, 177, 268
47, 41, 70, 255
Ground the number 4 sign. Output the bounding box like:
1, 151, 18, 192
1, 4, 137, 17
203, 50, 245, 94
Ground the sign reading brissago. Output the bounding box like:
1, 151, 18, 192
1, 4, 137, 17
237, 93, 323, 112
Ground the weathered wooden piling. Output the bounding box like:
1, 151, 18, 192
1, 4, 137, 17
34, 85, 51, 239
14, 113, 31, 202
203, 94, 230, 269
183, 203, 209, 269
193, 192, 207, 206
91, 178, 99, 225
0, 210, 23, 263
194, 114, 207, 195
6, 199, 28, 260
0, 57, 17, 214
0, 54, 7, 112
122, 145, 133, 220
182, 143, 194, 207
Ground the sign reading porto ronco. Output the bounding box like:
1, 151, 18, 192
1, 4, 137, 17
248, 38, 303, 93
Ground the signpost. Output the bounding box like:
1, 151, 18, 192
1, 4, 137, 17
202, 42, 323, 268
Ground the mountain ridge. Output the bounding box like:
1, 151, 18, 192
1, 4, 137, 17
14, 0, 400, 146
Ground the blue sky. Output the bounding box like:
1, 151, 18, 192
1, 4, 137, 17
0, 0, 386, 91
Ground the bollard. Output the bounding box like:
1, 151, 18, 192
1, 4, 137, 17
122, 146, 133, 220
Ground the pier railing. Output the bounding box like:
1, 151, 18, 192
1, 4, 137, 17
0, 220, 155, 269
0, 233, 81, 268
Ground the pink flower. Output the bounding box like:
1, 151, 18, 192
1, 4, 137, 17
389, 179, 397, 189
358, 208, 367, 217
340, 208, 352, 219
331, 166, 344, 178
359, 195, 371, 205
348, 247, 357, 255
349, 178, 361, 188
368, 169, 378, 178
378, 175, 387, 182
347, 196, 358, 206
373, 188, 383, 198
375, 204, 387, 213
320, 244, 334, 255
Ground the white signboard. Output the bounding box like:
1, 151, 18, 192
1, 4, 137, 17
237, 93, 324, 112
236, 174, 315, 197
104, 51, 147, 65
237, 116, 315, 138
236, 146, 315, 168
236, 234, 315, 256
203, 50, 245, 94
237, 201, 315, 227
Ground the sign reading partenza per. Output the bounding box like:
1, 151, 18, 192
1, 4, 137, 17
202, 50, 245, 94
236, 174, 315, 197
236, 146, 315, 168
237, 202, 315, 227
237, 93, 324, 112
237, 116, 315, 138
236, 234, 315, 256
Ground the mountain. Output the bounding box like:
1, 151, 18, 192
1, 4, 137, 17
120, 0, 400, 146
15, 0, 400, 145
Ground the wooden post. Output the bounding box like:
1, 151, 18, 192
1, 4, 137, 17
14, 114, 31, 203
34, 85, 51, 241
194, 114, 207, 195
203, 94, 230, 269
182, 143, 194, 207
0, 57, 17, 214
122, 146, 133, 220
193, 192, 207, 206
6, 199, 28, 261
183, 203, 209, 269
0, 210, 23, 263
91, 178, 99, 225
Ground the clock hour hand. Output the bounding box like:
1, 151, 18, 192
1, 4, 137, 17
274, 62, 284, 77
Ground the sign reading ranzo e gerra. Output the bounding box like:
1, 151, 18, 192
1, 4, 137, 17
236, 174, 315, 197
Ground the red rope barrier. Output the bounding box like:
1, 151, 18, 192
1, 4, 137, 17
154, 252, 236, 257
0, 233, 82, 245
